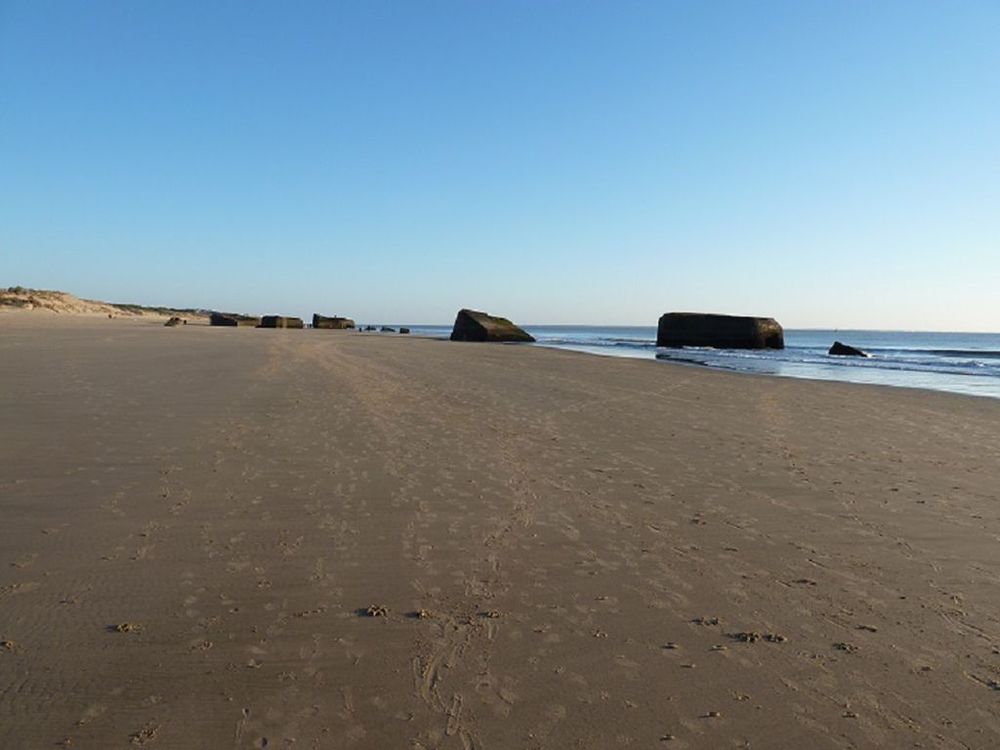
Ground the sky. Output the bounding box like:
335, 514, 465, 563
1, 1, 998, 329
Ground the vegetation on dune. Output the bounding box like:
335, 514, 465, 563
1, 286, 209, 317
109, 302, 212, 316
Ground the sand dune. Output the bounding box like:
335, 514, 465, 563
0, 286, 208, 320
2, 315, 999, 748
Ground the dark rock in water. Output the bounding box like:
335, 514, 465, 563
450, 309, 535, 343
258, 315, 304, 329
210, 312, 261, 327
313, 314, 355, 329
657, 312, 784, 349
399, 327, 411, 334
164, 317, 184, 327
381, 326, 396, 332
829, 341, 868, 357
364, 325, 377, 331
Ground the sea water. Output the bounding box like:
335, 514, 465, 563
394, 325, 1000, 400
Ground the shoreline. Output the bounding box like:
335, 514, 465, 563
400, 328, 1000, 402
4, 311, 998, 402
5, 311, 998, 403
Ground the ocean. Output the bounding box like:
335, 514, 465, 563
395, 325, 1000, 400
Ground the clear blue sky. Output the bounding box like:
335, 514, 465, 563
2, 1, 998, 329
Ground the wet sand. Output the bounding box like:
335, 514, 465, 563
2, 315, 1000, 749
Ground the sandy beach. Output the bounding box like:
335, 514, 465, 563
2, 315, 1000, 749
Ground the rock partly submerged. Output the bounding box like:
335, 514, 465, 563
313, 314, 355, 330
657, 312, 784, 349
829, 341, 868, 357
210, 312, 261, 327
259, 316, 304, 329
450, 309, 535, 343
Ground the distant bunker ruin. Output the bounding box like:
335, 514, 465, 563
657, 312, 784, 350
829, 341, 868, 357
450, 309, 535, 343
259, 316, 304, 329
210, 312, 261, 327
313, 314, 355, 329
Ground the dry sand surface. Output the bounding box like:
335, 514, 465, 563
2, 315, 1000, 749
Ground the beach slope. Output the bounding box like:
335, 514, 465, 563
2, 316, 999, 748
